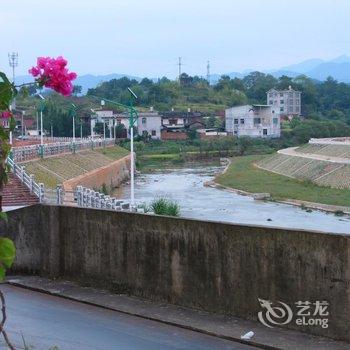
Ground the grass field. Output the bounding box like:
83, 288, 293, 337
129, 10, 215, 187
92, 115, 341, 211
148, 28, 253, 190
96, 146, 129, 160
24, 146, 129, 188
216, 155, 350, 207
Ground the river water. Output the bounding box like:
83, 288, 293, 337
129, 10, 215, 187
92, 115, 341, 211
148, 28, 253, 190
117, 164, 350, 234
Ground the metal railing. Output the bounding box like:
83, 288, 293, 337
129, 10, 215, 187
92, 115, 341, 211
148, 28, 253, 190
12, 138, 115, 163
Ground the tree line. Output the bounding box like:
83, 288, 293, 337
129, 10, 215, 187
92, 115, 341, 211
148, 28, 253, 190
87, 72, 350, 126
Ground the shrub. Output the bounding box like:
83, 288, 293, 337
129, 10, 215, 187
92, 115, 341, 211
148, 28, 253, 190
150, 197, 180, 217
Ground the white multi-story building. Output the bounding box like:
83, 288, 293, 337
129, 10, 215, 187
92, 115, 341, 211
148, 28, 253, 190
267, 86, 301, 116
90, 107, 162, 139
137, 108, 162, 139
90, 110, 116, 138
225, 105, 281, 138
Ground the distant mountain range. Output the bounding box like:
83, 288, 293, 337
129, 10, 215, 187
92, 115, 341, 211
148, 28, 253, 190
15, 55, 350, 94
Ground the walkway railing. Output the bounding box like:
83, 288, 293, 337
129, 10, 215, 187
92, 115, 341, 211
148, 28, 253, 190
12, 138, 115, 163
7, 156, 45, 202
76, 186, 130, 211
7, 156, 132, 210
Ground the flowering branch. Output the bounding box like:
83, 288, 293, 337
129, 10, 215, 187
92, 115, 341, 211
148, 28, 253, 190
28, 56, 77, 96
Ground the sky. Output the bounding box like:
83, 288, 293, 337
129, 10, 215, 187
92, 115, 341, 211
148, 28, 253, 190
1, 0, 350, 78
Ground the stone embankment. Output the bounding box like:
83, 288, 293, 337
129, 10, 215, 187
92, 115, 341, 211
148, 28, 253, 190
63, 154, 131, 192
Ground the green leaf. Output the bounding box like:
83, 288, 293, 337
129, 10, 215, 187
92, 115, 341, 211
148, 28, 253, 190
0, 212, 8, 222
0, 266, 5, 281
0, 71, 15, 110
0, 238, 16, 269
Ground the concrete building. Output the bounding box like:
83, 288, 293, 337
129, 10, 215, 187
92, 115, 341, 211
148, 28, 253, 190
267, 86, 301, 116
137, 109, 162, 140
225, 105, 281, 138
91, 110, 115, 138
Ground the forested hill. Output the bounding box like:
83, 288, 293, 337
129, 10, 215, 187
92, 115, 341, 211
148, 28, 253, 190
87, 72, 350, 125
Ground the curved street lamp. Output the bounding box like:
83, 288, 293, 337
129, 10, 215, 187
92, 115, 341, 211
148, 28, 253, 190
90, 91, 138, 209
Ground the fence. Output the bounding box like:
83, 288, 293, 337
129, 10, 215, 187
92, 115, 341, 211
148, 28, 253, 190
12, 138, 115, 163
76, 186, 131, 211
7, 156, 132, 210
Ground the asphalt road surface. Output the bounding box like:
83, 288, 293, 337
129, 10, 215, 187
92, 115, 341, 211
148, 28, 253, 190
0, 285, 260, 350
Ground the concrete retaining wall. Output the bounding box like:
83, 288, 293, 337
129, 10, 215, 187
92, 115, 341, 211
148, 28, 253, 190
1, 205, 349, 342
63, 155, 131, 192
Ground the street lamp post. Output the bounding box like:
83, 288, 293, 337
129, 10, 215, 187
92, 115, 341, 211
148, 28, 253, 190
127, 87, 138, 209
94, 92, 138, 209
100, 100, 106, 146
21, 110, 25, 138
38, 94, 45, 158
70, 103, 77, 153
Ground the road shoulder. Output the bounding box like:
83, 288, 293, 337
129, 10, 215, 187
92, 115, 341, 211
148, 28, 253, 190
6, 276, 349, 350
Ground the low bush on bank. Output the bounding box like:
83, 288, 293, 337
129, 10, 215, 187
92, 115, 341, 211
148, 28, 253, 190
150, 198, 180, 217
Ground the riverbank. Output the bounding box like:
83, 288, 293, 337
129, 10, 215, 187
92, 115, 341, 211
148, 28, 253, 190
119, 164, 350, 233
23, 146, 130, 189
214, 155, 350, 214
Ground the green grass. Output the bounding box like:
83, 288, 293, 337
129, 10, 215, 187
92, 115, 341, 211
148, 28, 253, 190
137, 154, 184, 172
216, 155, 350, 207
96, 145, 129, 160
150, 197, 180, 217
24, 146, 130, 188
23, 164, 60, 188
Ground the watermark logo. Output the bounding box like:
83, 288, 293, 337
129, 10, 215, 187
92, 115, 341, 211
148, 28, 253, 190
258, 298, 329, 329
258, 298, 293, 328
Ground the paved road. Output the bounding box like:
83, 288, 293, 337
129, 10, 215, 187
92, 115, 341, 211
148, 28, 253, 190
277, 146, 350, 164
0, 285, 259, 350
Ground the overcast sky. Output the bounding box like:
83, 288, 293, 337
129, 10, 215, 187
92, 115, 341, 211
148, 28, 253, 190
1, 0, 349, 78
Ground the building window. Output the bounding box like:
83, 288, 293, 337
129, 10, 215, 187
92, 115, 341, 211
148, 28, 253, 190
269, 93, 273, 97
234, 130, 238, 135
234, 118, 239, 125
269, 100, 273, 105
263, 129, 268, 135
280, 107, 284, 112
142, 117, 147, 125
273, 118, 278, 125
280, 100, 284, 104
151, 130, 156, 136
240, 118, 245, 124
254, 118, 261, 125
280, 93, 283, 97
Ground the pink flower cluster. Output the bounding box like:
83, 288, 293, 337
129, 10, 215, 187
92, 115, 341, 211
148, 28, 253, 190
0, 111, 11, 119
29, 56, 77, 96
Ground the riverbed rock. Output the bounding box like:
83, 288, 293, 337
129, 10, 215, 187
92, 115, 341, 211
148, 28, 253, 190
253, 193, 271, 200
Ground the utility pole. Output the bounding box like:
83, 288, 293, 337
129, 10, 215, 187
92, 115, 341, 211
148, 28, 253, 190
8, 52, 18, 84
8, 52, 18, 110
206, 60, 210, 85
178, 57, 182, 83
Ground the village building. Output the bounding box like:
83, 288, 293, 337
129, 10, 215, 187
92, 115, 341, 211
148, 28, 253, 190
267, 86, 301, 117
137, 108, 162, 140
225, 104, 281, 138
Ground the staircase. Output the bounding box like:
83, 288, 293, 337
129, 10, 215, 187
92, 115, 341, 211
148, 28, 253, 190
2, 173, 39, 207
